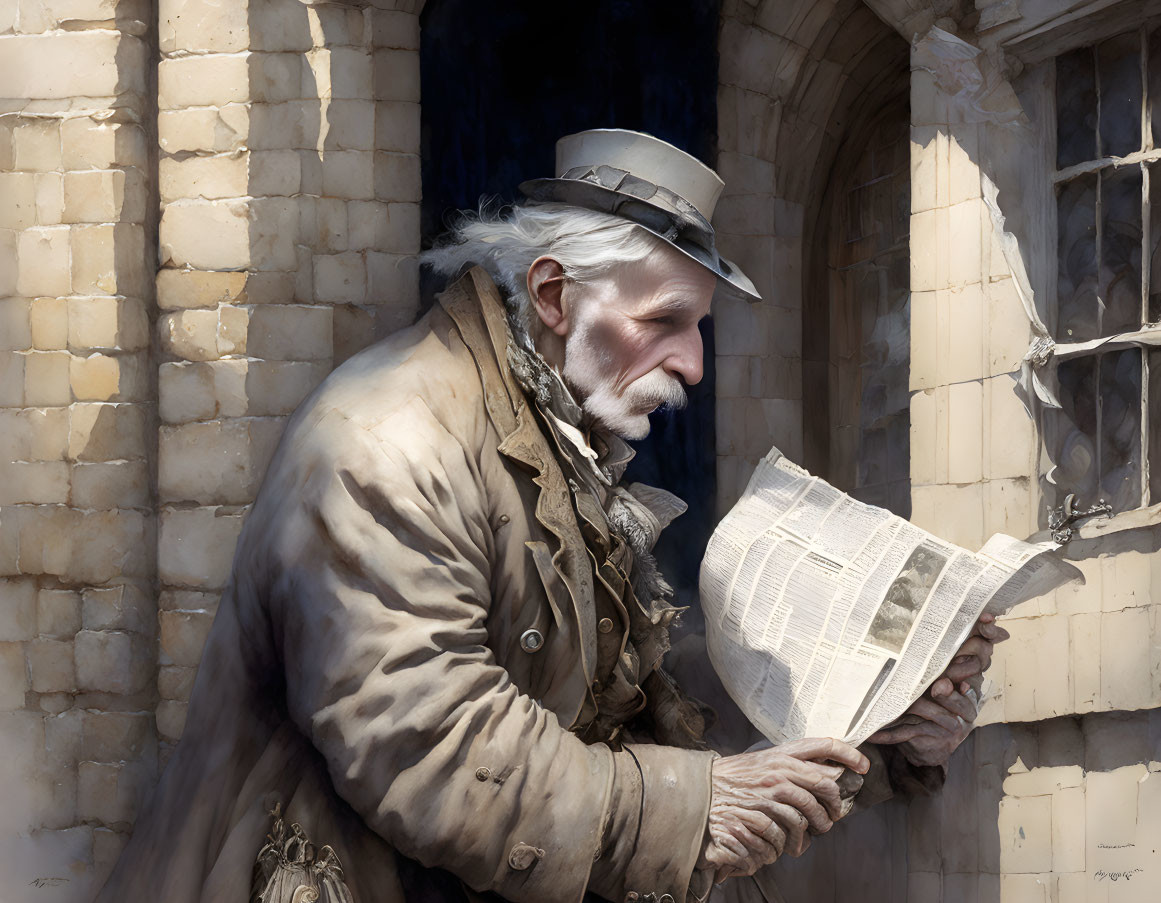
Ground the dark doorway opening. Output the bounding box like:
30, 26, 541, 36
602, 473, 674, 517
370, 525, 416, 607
419, 0, 721, 604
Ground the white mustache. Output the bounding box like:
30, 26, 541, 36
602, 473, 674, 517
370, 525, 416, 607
624, 369, 688, 412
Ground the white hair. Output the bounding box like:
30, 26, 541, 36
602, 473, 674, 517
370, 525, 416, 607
420, 202, 662, 349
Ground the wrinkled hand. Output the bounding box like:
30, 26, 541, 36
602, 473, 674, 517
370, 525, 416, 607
696, 738, 869, 884
868, 614, 1010, 767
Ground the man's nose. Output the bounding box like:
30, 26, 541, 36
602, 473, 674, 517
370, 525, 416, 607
664, 325, 704, 386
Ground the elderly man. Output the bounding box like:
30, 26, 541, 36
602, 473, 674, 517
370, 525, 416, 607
95, 130, 1004, 903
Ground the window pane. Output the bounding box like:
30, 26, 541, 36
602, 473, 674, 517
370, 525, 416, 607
1057, 45, 1098, 168
1098, 348, 1143, 511
1098, 30, 1144, 158
1149, 350, 1161, 502
1149, 26, 1161, 149
1052, 355, 1099, 501
1056, 173, 1099, 340
1150, 163, 1161, 323
1099, 165, 1144, 335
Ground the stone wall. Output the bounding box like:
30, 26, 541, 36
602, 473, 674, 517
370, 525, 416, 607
1, 0, 157, 894
1, 0, 426, 895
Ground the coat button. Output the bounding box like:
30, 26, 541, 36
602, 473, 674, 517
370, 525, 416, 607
475, 767, 491, 782
659, 895, 675, 903
520, 628, 544, 653
508, 843, 544, 870
499, 514, 510, 524
624, 894, 639, 902
598, 617, 614, 633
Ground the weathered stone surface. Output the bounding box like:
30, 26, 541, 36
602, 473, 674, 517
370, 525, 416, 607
37, 588, 81, 637
158, 105, 249, 155
160, 153, 248, 202
28, 638, 76, 693
0, 641, 29, 709
75, 630, 152, 695
77, 760, 148, 826
72, 459, 150, 509
82, 583, 151, 634
160, 0, 249, 54
0, 578, 38, 641
81, 710, 152, 762
158, 53, 250, 109
156, 267, 248, 311
158, 506, 245, 589
0, 32, 145, 100
159, 418, 285, 505
159, 609, 214, 667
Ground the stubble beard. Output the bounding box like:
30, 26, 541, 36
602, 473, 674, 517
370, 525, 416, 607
562, 321, 688, 441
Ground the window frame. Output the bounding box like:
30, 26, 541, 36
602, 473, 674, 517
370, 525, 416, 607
1040, 21, 1161, 527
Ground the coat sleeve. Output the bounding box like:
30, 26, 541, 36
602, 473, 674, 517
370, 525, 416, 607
263, 403, 714, 903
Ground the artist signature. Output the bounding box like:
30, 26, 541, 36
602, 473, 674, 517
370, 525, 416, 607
1097, 842, 1135, 849
29, 877, 69, 889
1095, 869, 1143, 882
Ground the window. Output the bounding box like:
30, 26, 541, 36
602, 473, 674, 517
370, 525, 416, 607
1046, 22, 1161, 514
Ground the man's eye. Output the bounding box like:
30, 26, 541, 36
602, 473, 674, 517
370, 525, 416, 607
652, 316, 676, 327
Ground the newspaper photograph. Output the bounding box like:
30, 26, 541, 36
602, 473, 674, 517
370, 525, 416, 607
699, 447, 1082, 747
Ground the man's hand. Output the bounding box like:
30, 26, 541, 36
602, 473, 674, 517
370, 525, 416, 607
868, 613, 1010, 767
696, 738, 869, 884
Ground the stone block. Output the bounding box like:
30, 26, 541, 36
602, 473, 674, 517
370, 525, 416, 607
63, 169, 147, 224
159, 664, 196, 700
325, 99, 376, 151
44, 706, 82, 766
249, 149, 301, 196
373, 150, 419, 201
37, 588, 81, 638
0, 460, 70, 504
983, 478, 1035, 547
159, 53, 250, 109
69, 402, 147, 461
159, 418, 285, 505
158, 308, 236, 361
322, 150, 374, 199
68, 296, 150, 352
366, 250, 418, 309
249, 51, 306, 103
314, 252, 366, 303
158, 105, 249, 155
0, 229, 15, 297
0, 171, 36, 229
81, 710, 152, 762
372, 48, 419, 102
249, 197, 299, 271
159, 361, 216, 422
71, 223, 147, 296
0, 31, 144, 99
81, 583, 151, 634
30, 297, 67, 351
160, 153, 248, 202
62, 119, 148, 171
998, 793, 1052, 874
74, 510, 151, 584
910, 482, 984, 550
156, 267, 248, 311
71, 459, 150, 509
0, 641, 28, 709
77, 760, 145, 825
35, 170, 64, 225
159, 609, 214, 667
158, 506, 245, 589
24, 350, 72, 406
71, 352, 148, 402
371, 8, 420, 49
985, 375, 1033, 480
311, 197, 348, 251
6, 407, 69, 461
0, 298, 32, 352
93, 827, 129, 884
156, 699, 188, 742
16, 226, 70, 297
11, 118, 61, 171
75, 629, 151, 695
1100, 606, 1155, 712
0, 350, 25, 407
248, 101, 321, 151
160, 199, 250, 270
246, 304, 332, 360
159, 0, 249, 53
1051, 785, 1085, 873
1002, 613, 1071, 721
1086, 766, 1143, 856
0, 578, 37, 641
328, 48, 374, 100
28, 637, 75, 692
374, 100, 420, 154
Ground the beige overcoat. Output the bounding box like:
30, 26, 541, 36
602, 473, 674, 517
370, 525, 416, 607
94, 269, 717, 903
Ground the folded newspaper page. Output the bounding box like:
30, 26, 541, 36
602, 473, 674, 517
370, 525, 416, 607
699, 447, 1082, 748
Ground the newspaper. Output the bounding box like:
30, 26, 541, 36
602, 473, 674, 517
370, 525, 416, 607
699, 447, 1081, 747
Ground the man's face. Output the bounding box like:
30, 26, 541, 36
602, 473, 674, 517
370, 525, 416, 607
562, 246, 715, 440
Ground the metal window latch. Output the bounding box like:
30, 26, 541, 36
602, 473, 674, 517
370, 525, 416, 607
1048, 493, 1113, 543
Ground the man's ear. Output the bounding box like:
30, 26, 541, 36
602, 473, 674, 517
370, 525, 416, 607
527, 257, 570, 337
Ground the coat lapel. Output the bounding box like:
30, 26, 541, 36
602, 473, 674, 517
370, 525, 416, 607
438, 270, 599, 721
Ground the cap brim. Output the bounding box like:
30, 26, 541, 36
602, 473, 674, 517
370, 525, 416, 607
519, 177, 762, 303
